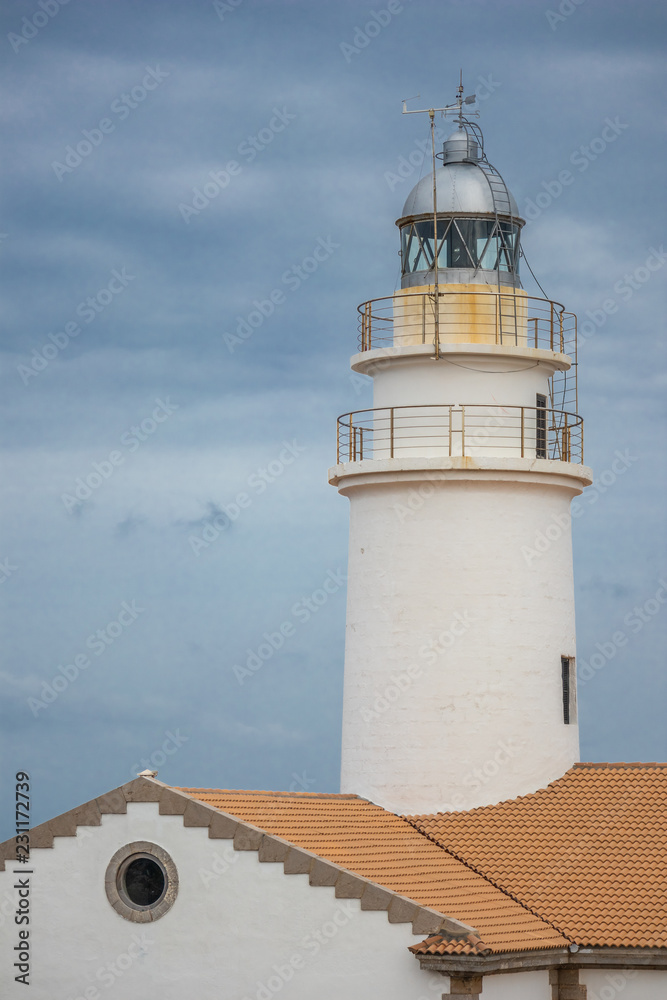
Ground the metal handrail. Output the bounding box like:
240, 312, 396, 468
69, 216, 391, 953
355, 290, 576, 357
336, 403, 584, 466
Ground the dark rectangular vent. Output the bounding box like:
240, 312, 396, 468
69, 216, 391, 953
536, 393, 547, 459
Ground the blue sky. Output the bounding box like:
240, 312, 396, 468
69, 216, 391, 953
1, 0, 665, 836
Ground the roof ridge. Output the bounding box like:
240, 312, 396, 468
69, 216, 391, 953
574, 761, 667, 769
401, 814, 574, 946
405, 762, 667, 823
405, 770, 579, 819
178, 787, 364, 800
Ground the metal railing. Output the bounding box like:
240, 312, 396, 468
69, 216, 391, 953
357, 290, 577, 355
336, 404, 583, 465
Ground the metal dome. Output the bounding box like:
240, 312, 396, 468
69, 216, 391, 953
400, 161, 521, 220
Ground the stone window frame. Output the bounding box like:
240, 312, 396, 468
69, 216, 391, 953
105, 840, 178, 922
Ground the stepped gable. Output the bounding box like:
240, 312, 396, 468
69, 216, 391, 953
180, 786, 568, 953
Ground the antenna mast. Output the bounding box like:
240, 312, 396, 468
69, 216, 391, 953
429, 107, 439, 360
401, 76, 479, 361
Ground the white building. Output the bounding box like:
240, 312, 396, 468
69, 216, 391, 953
2, 98, 665, 1000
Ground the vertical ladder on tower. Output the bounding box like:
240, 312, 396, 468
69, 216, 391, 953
475, 154, 519, 344
548, 363, 578, 460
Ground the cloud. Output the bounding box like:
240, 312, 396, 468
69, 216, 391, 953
1, 0, 665, 835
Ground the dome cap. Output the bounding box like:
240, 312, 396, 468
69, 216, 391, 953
400, 161, 521, 220
442, 128, 480, 163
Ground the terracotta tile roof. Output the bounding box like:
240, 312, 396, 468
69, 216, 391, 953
179, 786, 568, 953
406, 763, 667, 949
409, 932, 492, 956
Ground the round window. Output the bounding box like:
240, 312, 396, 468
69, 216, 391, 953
105, 841, 178, 922
118, 854, 167, 909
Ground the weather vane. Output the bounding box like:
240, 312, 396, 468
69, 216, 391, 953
401, 71, 478, 126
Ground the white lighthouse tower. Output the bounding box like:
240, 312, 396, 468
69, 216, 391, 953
329, 91, 592, 816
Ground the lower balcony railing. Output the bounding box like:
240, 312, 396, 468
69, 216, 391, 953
336, 404, 583, 465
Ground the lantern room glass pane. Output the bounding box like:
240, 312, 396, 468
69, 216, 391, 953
400, 219, 520, 276
449, 220, 476, 268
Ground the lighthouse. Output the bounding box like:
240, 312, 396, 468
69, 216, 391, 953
329, 91, 592, 815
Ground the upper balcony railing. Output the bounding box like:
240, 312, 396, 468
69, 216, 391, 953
336, 404, 583, 466
357, 289, 577, 355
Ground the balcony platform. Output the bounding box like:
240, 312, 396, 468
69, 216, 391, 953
328, 455, 593, 492
351, 341, 573, 375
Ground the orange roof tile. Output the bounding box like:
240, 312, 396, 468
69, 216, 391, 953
179, 786, 568, 953
409, 932, 492, 956
405, 763, 667, 949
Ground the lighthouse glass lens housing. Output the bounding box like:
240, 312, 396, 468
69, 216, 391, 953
105, 842, 178, 922
400, 218, 519, 275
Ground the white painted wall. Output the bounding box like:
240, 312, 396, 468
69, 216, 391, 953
337, 468, 583, 814
419, 968, 551, 999
349, 349, 572, 463
481, 970, 551, 998
371, 353, 557, 412
0, 803, 448, 1000
581, 968, 667, 1000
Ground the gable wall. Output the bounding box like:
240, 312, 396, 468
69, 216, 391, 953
0, 802, 449, 999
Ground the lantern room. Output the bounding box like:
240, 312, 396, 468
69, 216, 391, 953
397, 128, 524, 289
